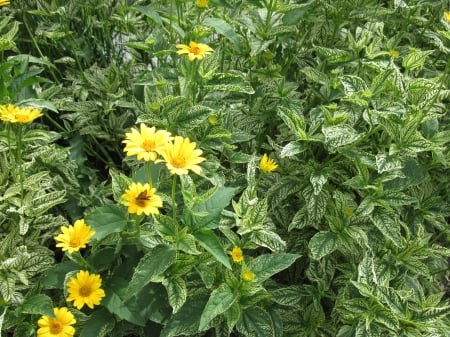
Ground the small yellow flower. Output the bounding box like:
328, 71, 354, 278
54, 219, 96, 254
389, 49, 399, 58
122, 182, 163, 215
37, 307, 76, 337
259, 153, 278, 173
158, 136, 206, 175
196, 0, 208, 8
176, 41, 213, 61
444, 11, 450, 23
242, 269, 255, 282
123, 124, 173, 162
230, 246, 244, 263
344, 207, 353, 217
208, 115, 218, 125
66, 270, 105, 310
0, 104, 43, 124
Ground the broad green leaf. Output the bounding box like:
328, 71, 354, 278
239, 198, 268, 235
277, 106, 307, 140
301, 67, 328, 84
203, 18, 244, 49
236, 306, 274, 337
16, 294, 53, 317
205, 72, 255, 94
309, 231, 340, 260
85, 205, 127, 241
163, 276, 187, 314
303, 186, 329, 225
249, 229, 286, 252
323, 125, 361, 152
125, 245, 176, 299
314, 46, 352, 63
247, 253, 300, 285
402, 49, 433, 71
199, 283, 238, 331
280, 141, 307, 158
371, 208, 402, 247
79, 308, 115, 337
175, 105, 213, 130
110, 170, 132, 203
193, 229, 232, 269
40, 261, 79, 289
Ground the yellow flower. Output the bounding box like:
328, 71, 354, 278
0, 0, 10, 7
259, 153, 278, 173
0, 104, 43, 124
389, 49, 399, 58
208, 115, 218, 125
123, 124, 173, 162
122, 182, 163, 215
54, 219, 96, 254
66, 270, 105, 310
230, 246, 244, 263
242, 269, 255, 282
176, 41, 213, 61
158, 136, 206, 175
37, 307, 76, 337
444, 11, 450, 23
196, 0, 208, 8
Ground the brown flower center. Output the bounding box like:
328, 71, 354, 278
49, 320, 63, 334
79, 285, 92, 297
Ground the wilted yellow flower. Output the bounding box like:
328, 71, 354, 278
158, 136, 206, 175
176, 41, 213, 61
37, 307, 76, 337
389, 49, 399, 58
66, 270, 105, 310
230, 246, 244, 263
0, 104, 43, 124
242, 269, 255, 282
123, 124, 173, 162
0, 0, 10, 7
196, 0, 208, 8
54, 219, 96, 254
122, 182, 163, 215
259, 153, 278, 173
444, 11, 450, 23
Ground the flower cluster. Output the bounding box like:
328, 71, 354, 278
0, 104, 43, 124
121, 124, 205, 215
229, 246, 255, 282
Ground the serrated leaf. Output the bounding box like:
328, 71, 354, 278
163, 276, 187, 314
402, 49, 433, 71
17, 294, 53, 316
247, 253, 300, 285
323, 125, 361, 151
175, 105, 213, 130
371, 208, 402, 247
199, 283, 238, 331
280, 141, 307, 158
79, 308, 115, 337
205, 72, 255, 94
309, 231, 340, 260
277, 106, 307, 140
249, 229, 286, 252
85, 205, 127, 241
236, 306, 274, 337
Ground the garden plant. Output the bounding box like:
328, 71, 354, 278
0, 0, 449, 336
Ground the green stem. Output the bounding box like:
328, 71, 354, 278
146, 161, 153, 189
16, 125, 24, 205
171, 175, 178, 223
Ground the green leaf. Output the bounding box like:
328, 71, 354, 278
249, 229, 286, 252
175, 105, 213, 130
163, 276, 187, 314
16, 294, 53, 317
193, 228, 232, 269
85, 205, 127, 241
323, 125, 361, 152
309, 231, 340, 260
277, 106, 307, 140
205, 72, 255, 94
79, 308, 115, 337
199, 283, 238, 331
203, 18, 244, 49
247, 253, 300, 285
236, 306, 274, 337
125, 245, 176, 299
402, 49, 433, 71
41, 261, 79, 289
371, 208, 402, 247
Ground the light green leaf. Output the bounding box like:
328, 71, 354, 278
236, 306, 274, 337
85, 205, 127, 241
203, 18, 243, 49
16, 294, 53, 316
205, 72, 255, 94
309, 231, 340, 260
193, 229, 232, 269
163, 276, 187, 314
199, 283, 238, 331
402, 49, 433, 71
277, 106, 307, 140
247, 253, 300, 285
371, 208, 402, 247
323, 125, 361, 152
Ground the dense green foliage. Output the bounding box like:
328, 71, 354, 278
1, 0, 449, 336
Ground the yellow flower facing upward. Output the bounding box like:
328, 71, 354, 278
259, 153, 278, 173
54, 219, 96, 254
444, 11, 450, 23
230, 246, 244, 263
176, 41, 213, 61
0, 0, 10, 7
158, 136, 206, 175
37, 307, 76, 337
66, 270, 105, 310
123, 124, 173, 162
196, 0, 208, 8
242, 269, 255, 282
389, 49, 399, 58
122, 182, 163, 215
0, 104, 43, 124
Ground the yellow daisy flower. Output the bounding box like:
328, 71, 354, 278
37, 307, 76, 337
123, 124, 173, 162
0, 104, 43, 124
158, 136, 206, 175
196, 0, 208, 8
259, 153, 278, 173
444, 11, 450, 23
0, 0, 10, 7
242, 269, 255, 282
388, 49, 399, 58
176, 41, 213, 61
230, 246, 244, 263
66, 270, 105, 310
54, 219, 96, 254
121, 182, 163, 215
